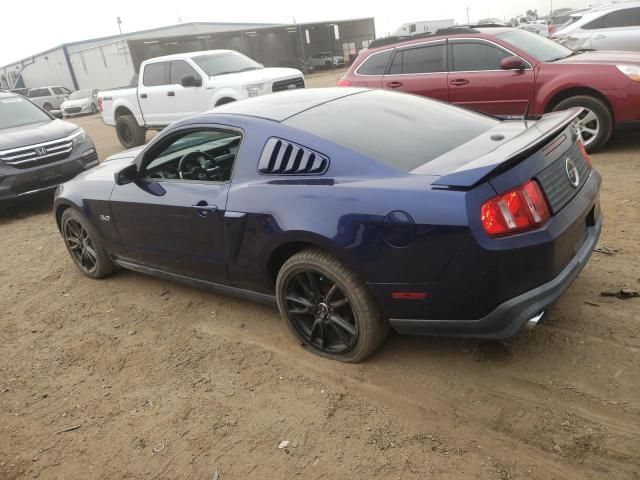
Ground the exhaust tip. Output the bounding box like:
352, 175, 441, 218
525, 311, 545, 330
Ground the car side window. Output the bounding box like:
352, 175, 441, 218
143, 62, 170, 87
388, 44, 446, 74
357, 50, 393, 75
601, 8, 640, 28
28, 88, 49, 98
52, 87, 65, 95
450, 42, 510, 72
143, 128, 242, 183
170, 60, 200, 84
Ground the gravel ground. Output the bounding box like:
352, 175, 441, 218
1, 72, 639, 479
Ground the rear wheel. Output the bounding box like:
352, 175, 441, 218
276, 248, 389, 363
551, 95, 612, 152
61, 209, 115, 279
116, 114, 146, 148
91, 103, 98, 114
43, 103, 52, 111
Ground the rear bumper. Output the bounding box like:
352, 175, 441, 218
390, 211, 602, 338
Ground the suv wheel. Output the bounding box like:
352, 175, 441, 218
276, 248, 389, 363
552, 95, 613, 152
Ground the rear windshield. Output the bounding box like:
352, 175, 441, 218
284, 90, 498, 172
0, 96, 51, 129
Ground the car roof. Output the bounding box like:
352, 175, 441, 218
144, 49, 236, 62
586, 1, 640, 13
204, 87, 369, 122
366, 26, 515, 51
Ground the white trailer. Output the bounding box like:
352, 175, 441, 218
394, 19, 455, 36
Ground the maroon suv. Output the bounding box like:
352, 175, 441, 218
339, 27, 640, 151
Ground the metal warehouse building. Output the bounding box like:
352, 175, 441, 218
0, 18, 375, 91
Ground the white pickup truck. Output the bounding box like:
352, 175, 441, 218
99, 50, 304, 148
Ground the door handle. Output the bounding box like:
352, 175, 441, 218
450, 79, 469, 86
140, 93, 148, 99
386, 81, 403, 88
192, 203, 218, 216
167, 91, 175, 97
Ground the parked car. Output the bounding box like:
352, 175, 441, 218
54, 88, 602, 362
308, 52, 346, 68
61, 89, 99, 117
28, 86, 72, 111
98, 49, 304, 149
477, 18, 506, 26
0, 91, 98, 209
548, 8, 589, 36
551, 2, 640, 52
338, 26, 640, 151
275, 58, 315, 74
520, 23, 550, 38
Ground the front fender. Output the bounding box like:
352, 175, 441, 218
209, 88, 246, 108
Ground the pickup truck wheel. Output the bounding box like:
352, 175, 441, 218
276, 248, 389, 363
116, 114, 146, 148
43, 103, 52, 111
551, 96, 612, 153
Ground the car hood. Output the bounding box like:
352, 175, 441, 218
209, 67, 302, 83
62, 98, 91, 108
553, 50, 640, 66
0, 119, 79, 151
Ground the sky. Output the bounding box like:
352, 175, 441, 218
1, 0, 606, 66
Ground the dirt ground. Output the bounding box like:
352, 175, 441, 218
1, 71, 639, 479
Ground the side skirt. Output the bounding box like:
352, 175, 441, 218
113, 258, 277, 307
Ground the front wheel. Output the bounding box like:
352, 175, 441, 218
551, 95, 613, 153
276, 248, 389, 363
61, 209, 115, 279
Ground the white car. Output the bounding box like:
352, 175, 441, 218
99, 49, 304, 148
308, 52, 346, 68
552, 2, 640, 51
61, 89, 100, 117
27, 86, 72, 111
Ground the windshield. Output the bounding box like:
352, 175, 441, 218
192, 52, 262, 76
0, 96, 51, 129
68, 89, 91, 100
496, 29, 573, 61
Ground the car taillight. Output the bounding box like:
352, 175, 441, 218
337, 79, 351, 87
577, 140, 591, 167
481, 180, 550, 237
97, 97, 102, 112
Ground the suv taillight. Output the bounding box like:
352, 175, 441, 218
337, 79, 351, 87
481, 180, 550, 237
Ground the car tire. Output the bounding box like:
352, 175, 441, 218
276, 248, 389, 363
91, 103, 98, 114
551, 95, 613, 153
43, 103, 53, 111
324, 60, 332, 68
61, 209, 115, 279
115, 114, 146, 148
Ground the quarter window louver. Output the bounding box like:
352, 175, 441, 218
258, 138, 329, 175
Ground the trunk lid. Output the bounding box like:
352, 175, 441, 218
414, 108, 582, 188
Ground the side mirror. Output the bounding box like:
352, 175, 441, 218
500, 56, 527, 71
115, 163, 139, 185
180, 74, 202, 87
50, 110, 63, 119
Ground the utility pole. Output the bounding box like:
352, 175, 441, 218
465, 6, 470, 24
117, 16, 122, 34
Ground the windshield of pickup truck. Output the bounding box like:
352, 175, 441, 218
192, 52, 263, 76
496, 29, 573, 62
0, 95, 51, 129
68, 89, 91, 100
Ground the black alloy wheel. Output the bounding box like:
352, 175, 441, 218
276, 248, 389, 362
284, 269, 357, 354
63, 217, 98, 274
61, 209, 115, 279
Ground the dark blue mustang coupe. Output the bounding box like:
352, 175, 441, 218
54, 88, 602, 362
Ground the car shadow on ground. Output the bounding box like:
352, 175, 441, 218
605, 130, 640, 152
0, 193, 53, 223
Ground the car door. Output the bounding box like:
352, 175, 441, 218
137, 61, 173, 127
447, 39, 535, 117
109, 126, 243, 284
587, 7, 640, 51
382, 41, 449, 102
165, 60, 205, 123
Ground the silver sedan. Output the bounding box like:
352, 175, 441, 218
60, 89, 99, 117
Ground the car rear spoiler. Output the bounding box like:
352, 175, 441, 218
432, 108, 582, 188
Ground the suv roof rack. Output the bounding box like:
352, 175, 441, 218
367, 25, 497, 49
368, 32, 434, 49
